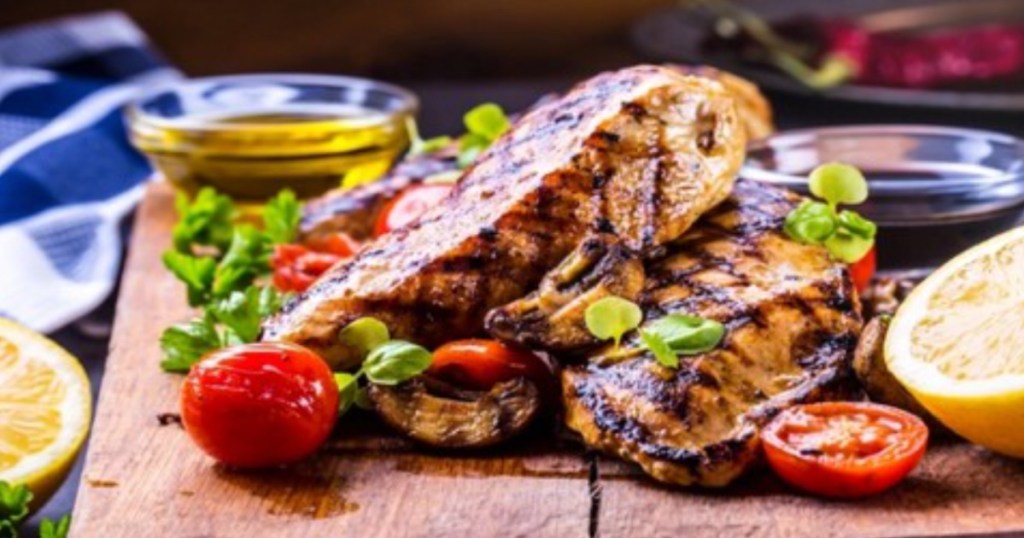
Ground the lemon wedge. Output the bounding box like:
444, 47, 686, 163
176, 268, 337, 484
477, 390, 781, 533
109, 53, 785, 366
885, 226, 1024, 458
0, 318, 91, 508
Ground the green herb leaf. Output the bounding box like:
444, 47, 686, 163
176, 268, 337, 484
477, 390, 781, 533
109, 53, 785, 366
584, 296, 643, 349
334, 372, 358, 415
354, 386, 374, 410
208, 286, 284, 343
809, 162, 868, 207
263, 189, 301, 244
836, 209, 877, 240
825, 230, 874, 263
463, 103, 510, 141
339, 317, 390, 357
159, 314, 222, 372
171, 187, 236, 253
0, 481, 31, 536
211, 226, 272, 298
644, 314, 725, 356
405, 117, 452, 156
362, 340, 433, 386
161, 251, 217, 307
783, 201, 836, 245
39, 514, 71, 538
640, 329, 678, 369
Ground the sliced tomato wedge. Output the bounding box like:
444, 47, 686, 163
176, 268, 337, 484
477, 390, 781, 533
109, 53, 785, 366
762, 402, 928, 498
271, 232, 363, 293
374, 183, 453, 237
306, 231, 361, 258
428, 339, 554, 392
849, 246, 876, 294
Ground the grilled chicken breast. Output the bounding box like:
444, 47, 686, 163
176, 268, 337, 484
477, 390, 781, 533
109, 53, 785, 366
563, 180, 862, 487
263, 65, 746, 368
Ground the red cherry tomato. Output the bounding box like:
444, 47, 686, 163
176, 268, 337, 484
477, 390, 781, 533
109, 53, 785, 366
373, 183, 453, 237
849, 246, 876, 294
181, 342, 339, 468
762, 402, 928, 498
306, 231, 361, 258
429, 339, 553, 391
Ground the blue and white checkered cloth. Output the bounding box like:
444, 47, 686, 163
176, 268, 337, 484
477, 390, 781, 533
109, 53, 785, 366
0, 12, 180, 332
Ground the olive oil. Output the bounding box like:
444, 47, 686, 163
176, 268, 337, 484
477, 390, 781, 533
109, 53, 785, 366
126, 75, 418, 202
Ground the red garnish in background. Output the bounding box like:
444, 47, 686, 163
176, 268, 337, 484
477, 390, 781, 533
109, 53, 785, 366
271, 231, 362, 293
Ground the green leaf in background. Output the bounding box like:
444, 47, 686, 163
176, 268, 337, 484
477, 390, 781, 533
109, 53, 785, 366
159, 315, 222, 372
644, 314, 725, 356
339, 317, 390, 358
334, 372, 359, 415
211, 226, 272, 299
362, 340, 433, 386
39, 514, 71, 538
171, 188, 236, 253
262, 189, 302, 245
208, 286, 284, 343
809, 162, 868, 207
463, 103, 510, 140
783, 201, 836, 245
640, 329, 678, 369
0, 481, 31, 538
585, 296, 643, 349
405, 117, 452, 156
161, 251, 216, 307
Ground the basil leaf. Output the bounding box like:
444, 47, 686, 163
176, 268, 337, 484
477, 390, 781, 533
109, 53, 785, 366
645, 314, 725, 356
640, 329, 678, 369
837, 209, 877, 240
339, 317, 390, 357
825, 231, 874, 263
162, 251, 217, 307
362, 340, 433, 386
406, 117, 452, 156
354, 387, 374, 410
783, 201, 836, 245
159, 315, 221, 372
335, 372, 358, 415
263, 189, 301, 244
585, 296, 643, 349
463, 103, 510, 141
809, 162, 868, 206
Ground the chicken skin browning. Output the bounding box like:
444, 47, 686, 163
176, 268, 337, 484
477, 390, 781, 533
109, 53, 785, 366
263, 65, 746, 368
563, 180, 862, 487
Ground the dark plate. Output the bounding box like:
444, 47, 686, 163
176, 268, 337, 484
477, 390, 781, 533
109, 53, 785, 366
631, 0, 1024, 111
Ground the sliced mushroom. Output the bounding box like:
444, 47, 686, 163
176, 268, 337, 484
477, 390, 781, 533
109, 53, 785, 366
853, 316, 947, 432
368, 377, 542, 448
485, 233, 644, 352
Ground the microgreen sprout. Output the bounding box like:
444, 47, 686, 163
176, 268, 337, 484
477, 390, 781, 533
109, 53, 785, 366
584, 296, 643, 350
784, 162, 877, 263
334, 317, 433, 414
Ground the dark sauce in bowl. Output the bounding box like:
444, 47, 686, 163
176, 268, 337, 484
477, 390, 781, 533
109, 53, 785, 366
743, 125, 1024, 273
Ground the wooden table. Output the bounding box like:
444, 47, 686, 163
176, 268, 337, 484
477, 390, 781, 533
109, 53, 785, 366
69, 182, 1024, 537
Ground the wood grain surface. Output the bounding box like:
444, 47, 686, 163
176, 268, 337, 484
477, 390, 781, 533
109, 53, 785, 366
71, 182, 1024, 538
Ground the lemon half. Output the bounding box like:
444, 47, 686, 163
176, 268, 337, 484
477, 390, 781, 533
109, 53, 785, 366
885, 226, 1024, 458
0, 318, 91, 508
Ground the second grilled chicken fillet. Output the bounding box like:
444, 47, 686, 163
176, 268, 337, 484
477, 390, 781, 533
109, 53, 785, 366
262, 65, 746, 368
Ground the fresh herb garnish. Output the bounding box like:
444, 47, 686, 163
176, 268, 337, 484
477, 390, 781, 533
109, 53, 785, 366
160, 188, 301, 372
457, 103, 510, 168
784, 163, 877, 263
584, 297, 725, 369
0, 481, 70, 538
584, 296, 643, 350
333, 317, 433, 413
405, 117, 452, 157
38, 514, 71, 538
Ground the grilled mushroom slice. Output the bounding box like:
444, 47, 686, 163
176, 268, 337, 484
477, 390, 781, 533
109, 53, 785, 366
367, 377, 541, 448
485, 233, 644, 352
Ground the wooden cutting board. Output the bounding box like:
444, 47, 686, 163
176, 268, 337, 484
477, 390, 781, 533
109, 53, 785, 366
70, 182, 1024, 538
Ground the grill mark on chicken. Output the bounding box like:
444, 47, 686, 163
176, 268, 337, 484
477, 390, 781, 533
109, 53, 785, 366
263, 65, 746, 368
563, 180, 862, 487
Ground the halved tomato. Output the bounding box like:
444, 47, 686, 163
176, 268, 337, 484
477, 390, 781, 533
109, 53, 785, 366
762, 402, 928, 498
429, 339, 553, 392
373, 183, 453, 237
271, 232, 362, 293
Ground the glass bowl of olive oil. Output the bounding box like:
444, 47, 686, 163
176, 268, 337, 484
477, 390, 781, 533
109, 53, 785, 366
126, 74, 418, 201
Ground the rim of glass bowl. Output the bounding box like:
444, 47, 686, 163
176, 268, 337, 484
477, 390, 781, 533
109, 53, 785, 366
742, 124, 1024, 196
126, 73, 419, 132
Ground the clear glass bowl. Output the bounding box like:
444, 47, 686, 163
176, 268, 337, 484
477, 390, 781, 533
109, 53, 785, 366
743, 125, 1024, 272
127, 74, 419, 200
